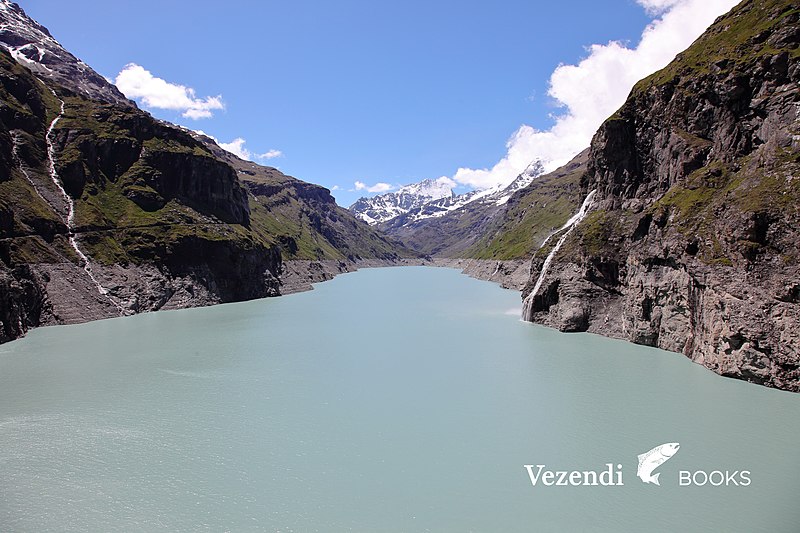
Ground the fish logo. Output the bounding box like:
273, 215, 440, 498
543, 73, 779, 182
637, 442, 680, 485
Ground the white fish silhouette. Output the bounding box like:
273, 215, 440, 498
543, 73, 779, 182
637, 442, 680, 485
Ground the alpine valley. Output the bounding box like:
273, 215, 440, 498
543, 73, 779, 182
348, 0, 800, 391
0, 0, 413, 343
1, 0, 798, 393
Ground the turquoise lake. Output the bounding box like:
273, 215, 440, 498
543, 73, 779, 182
1, 266, 799, 532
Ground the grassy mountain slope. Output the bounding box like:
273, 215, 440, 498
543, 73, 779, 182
375, 151, 587, 260
200, 138, 408, 262
466, 150, 588, 260
0, 46, 408, 342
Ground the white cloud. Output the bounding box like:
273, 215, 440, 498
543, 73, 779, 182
449, 0, 738, 191
331, 185, 341, 191
219, 138, 250, 159
435, 176, 457, 188
636, 0, 683, 15
218, 137, 283, 162
115, 63, 224, 119
355, 181, 394, 193
257, 149, 283, 160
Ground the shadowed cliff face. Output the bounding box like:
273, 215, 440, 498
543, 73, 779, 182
0, 39, 408, 342
53, 97, 252, 228
0, 46, 62, 341
522, 0, 800, 391
0, 44, 285, 339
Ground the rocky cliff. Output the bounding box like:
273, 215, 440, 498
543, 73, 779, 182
0, 45, 285, 341
0, 3, 409, 343
0, 0, 131, 106
521, 0, 799, 391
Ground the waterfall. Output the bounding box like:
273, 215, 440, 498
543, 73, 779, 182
11, 131, 47, 204
45, 90, 121, 311
521, 189, 597, 320
45, 96, 71, 221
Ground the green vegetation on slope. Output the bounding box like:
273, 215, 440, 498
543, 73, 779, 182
466, 150, 588, 260
637, 0, 799, 90
213, 149, 411, 262
2, 47, 408, 275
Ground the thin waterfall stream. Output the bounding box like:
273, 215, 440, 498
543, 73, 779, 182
45, 89, 121, 311
522, 189, 596, 320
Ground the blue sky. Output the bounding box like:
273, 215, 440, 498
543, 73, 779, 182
23, 0, 737, 206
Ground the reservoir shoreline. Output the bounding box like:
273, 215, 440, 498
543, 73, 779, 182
2, 266, 798, 531
5, 257, 531, 345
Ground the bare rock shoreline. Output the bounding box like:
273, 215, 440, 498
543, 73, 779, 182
279, 258, 429, 294
430, 258, 530, 291
281, 257, 532, 294
2, 256, 535, 345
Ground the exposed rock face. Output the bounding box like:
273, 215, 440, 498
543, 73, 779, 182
202, 137, 410, 262
431, 258, 531, 290
0, 264, 47, 342
279, 258, 428, 294
0, 4, 411, 344
53, 99, 251, 227
522, 0, 800, 391
0, 43, 283, 329
0, 0, 132, 106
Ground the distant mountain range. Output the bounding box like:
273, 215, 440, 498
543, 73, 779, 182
349, 177, 456, 225
349, 160, 546, 253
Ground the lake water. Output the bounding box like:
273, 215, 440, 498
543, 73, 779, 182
1, 266, 799, 532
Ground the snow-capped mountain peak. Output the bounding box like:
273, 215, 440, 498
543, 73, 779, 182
349, 177, 456, 225
489, 159, 547, 206
349, 159, 546, 226
397, 177, 456, 200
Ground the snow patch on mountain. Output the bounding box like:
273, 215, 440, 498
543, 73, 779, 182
0, 0, 131, 106
397, 176, 456, 199
350, 160, 546, 226
349, 177, 456, 224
